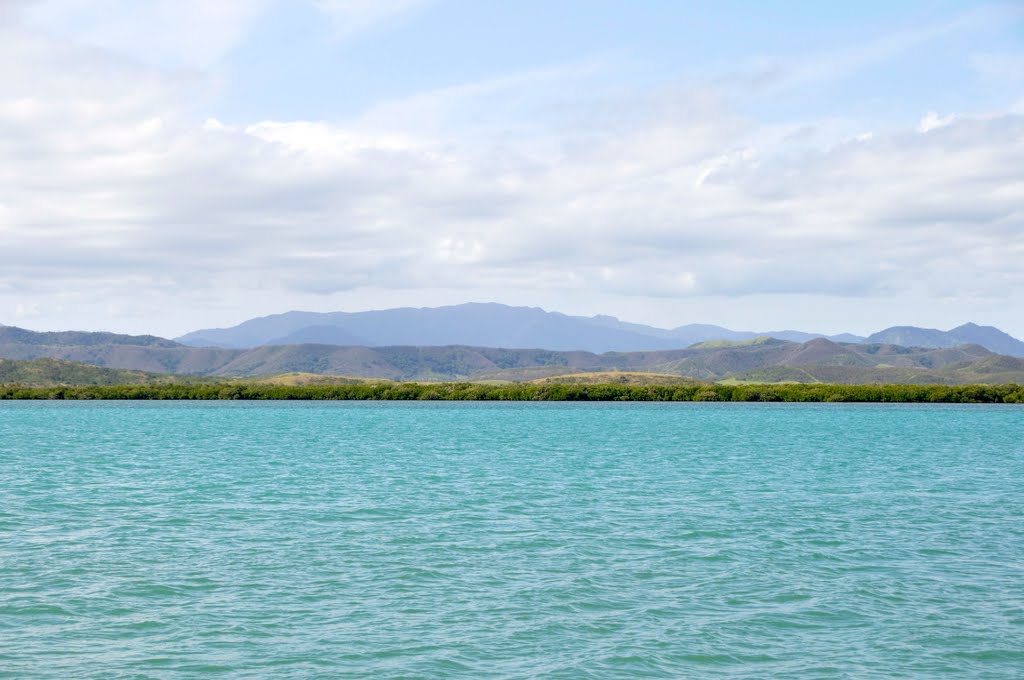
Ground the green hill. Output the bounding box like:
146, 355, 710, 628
530, 372, 702, 386
0, 358, 194, 386
688, 336, 779, 349
2, 326, 1024, 385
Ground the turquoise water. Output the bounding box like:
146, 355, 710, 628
1, 402, 1022, 678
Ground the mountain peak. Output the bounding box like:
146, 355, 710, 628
867, 323, 1024, 357
172, 304, 1024, 356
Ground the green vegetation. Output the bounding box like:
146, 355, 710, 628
688, 336, 777, 349
5, 324, 1024, 383
1, 382, 1021, 403
0, 358, 210, 387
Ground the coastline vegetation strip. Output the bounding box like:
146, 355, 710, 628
1, 383, 1022, 403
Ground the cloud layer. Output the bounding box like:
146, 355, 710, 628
1, 2, 1022, 336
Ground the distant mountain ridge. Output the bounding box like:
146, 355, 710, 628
3, 325, 1024, 385
866, 323, 1024, 357
175, 303, 1023, 356
174, 303, 867, 352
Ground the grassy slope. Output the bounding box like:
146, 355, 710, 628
3, 325, 1024, 385
530, 372, 702, 386
725, 360, 1024, 385
688, 336, 776, 349
243, 372, 391, 386
0, 358, 201, 386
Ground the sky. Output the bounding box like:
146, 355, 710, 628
1, 0, 1023, 338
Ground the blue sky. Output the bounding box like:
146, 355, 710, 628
216, 1, 1020, 123
1, 1, 1023, 337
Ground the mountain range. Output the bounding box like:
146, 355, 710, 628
175, 303, 1024, 356
3, 324, 1024, 384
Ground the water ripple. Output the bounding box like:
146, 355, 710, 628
1, 401, 1022, 678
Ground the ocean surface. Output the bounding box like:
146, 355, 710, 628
1, 402, 1022, 678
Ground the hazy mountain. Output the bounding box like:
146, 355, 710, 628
269, 325, 369, 346
865, 326, 958, 349
176, 303, 865, 352
583, 318, 866, 345
4, 325, 1022, 384
866, 323, 1024, 357
172, 311, 340, 349
944, 323, 1024, 357
178, 304, 685, 353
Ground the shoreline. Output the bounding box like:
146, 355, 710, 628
1, 383, 1022, 403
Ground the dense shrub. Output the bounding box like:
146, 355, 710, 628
0, 382, 1021, 403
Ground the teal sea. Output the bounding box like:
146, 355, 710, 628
1, 402, 1022, 678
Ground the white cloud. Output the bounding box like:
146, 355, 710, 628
918, 111, 956, 133
0, 6, 1022, 337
